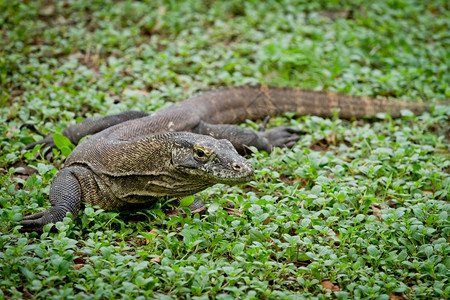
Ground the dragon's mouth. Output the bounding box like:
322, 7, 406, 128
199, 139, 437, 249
216, 174, 254, 184
177, 163, 253, 184
212, 166, 254, 184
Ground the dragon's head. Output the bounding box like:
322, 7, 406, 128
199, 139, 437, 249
171, 133, 254, 185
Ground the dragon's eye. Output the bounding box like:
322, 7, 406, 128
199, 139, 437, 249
196, 149, 206, 158
194, 146, 211, 160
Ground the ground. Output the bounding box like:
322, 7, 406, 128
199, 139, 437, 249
0, 0, 449, 299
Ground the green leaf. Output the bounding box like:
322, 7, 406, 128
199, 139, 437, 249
249, 229, 265, 243
232, 243, 245, 256
301, 218, 311, 228
208, 201, 220, 213
367, 245, 380, 258
400, 109, 414, 117
30, 280, 43, 291
179, 196, 196, 207
53, 133, 75, 156
423, 245, 433, 258
12, 213, 23, 222
297, 252, 312, 261
43, 223, 54, 233
20, 267, 36, 281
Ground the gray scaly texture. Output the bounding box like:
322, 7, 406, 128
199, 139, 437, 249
20, 85, 444, 232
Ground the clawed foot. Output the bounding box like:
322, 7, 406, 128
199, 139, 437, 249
166, 197, 207, 216
23, 135, 57, 160
166, 202, 241, 217
260, 126, 304, 149
22, 124, 56, 151
19, 211, 50, 233
24, 136, 56, 151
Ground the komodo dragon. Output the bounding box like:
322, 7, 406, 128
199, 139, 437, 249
20, 85, 437, 232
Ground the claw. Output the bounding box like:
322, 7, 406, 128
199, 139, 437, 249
20, 124, 46, 137
24, 135, 55, 151
22, 211, 47, 221
260, 126, 304, 148
166, 197, 206, 216
23, 135, 57, 160
19, 212, 49, 233
259, 116, 271, 132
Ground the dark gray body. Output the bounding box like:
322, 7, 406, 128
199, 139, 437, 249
20, 85, 435, 232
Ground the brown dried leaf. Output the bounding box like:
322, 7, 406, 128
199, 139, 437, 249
11, 90, 23, 97
39, 4, 55, 17
122, 88, 149, 96
320, 281, 334, 290
223, 207, 242, 217
389, 293, 405, 300
317, 10, 351, 20
371, 203, 382, 220
386, 200, 397, 208
370, 202, 389, 223
150, 257, 161, 263
157, 6, 167, 14
166, 205, 207, 217
6, 125, 16, 139
320, 281, 340, 292
263, 217, 273, 225
309, 139, 329, 151
325, 131, 336, 145
327, 229, 341, 246
145, 228, 162, 245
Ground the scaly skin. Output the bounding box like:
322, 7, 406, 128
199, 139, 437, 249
20, 85, 441, 232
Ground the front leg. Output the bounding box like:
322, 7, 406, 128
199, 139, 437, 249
20, 167, 84, 232
194, 121, 302, 153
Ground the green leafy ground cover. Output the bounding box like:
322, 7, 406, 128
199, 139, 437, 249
1, 0, 449, 299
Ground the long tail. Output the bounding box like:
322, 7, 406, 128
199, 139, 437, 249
183, 85, 436, 124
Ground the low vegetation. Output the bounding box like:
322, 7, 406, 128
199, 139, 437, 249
1, 0, 449, 298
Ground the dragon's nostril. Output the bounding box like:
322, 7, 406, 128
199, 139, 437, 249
232, 163, 242, 171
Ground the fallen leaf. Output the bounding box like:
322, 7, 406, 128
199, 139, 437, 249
389, 293, 404, 300
386, 200, 397, 208
11, 90, 22, 96
317, 10, 351, 20
39, 4, 55, 16
223, 207, 242, 217
74, 264, 84, 270
371, 203, 382, 220
6, 125, 16, 138
320, 281, 333, 290
325, 131, 336, 145
263, 217, 273, 225
157, 6, 167, 14
320, 281, 340, 292
122, 88, 149, 96
150, 257, 161, 263
166, 205, 207, 217
309, 139, 329, 151
145, 228, 162, 245
326, 229, 341, 246
370, 202, 389, 224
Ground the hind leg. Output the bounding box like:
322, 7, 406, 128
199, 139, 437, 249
194, 121, 303, 153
